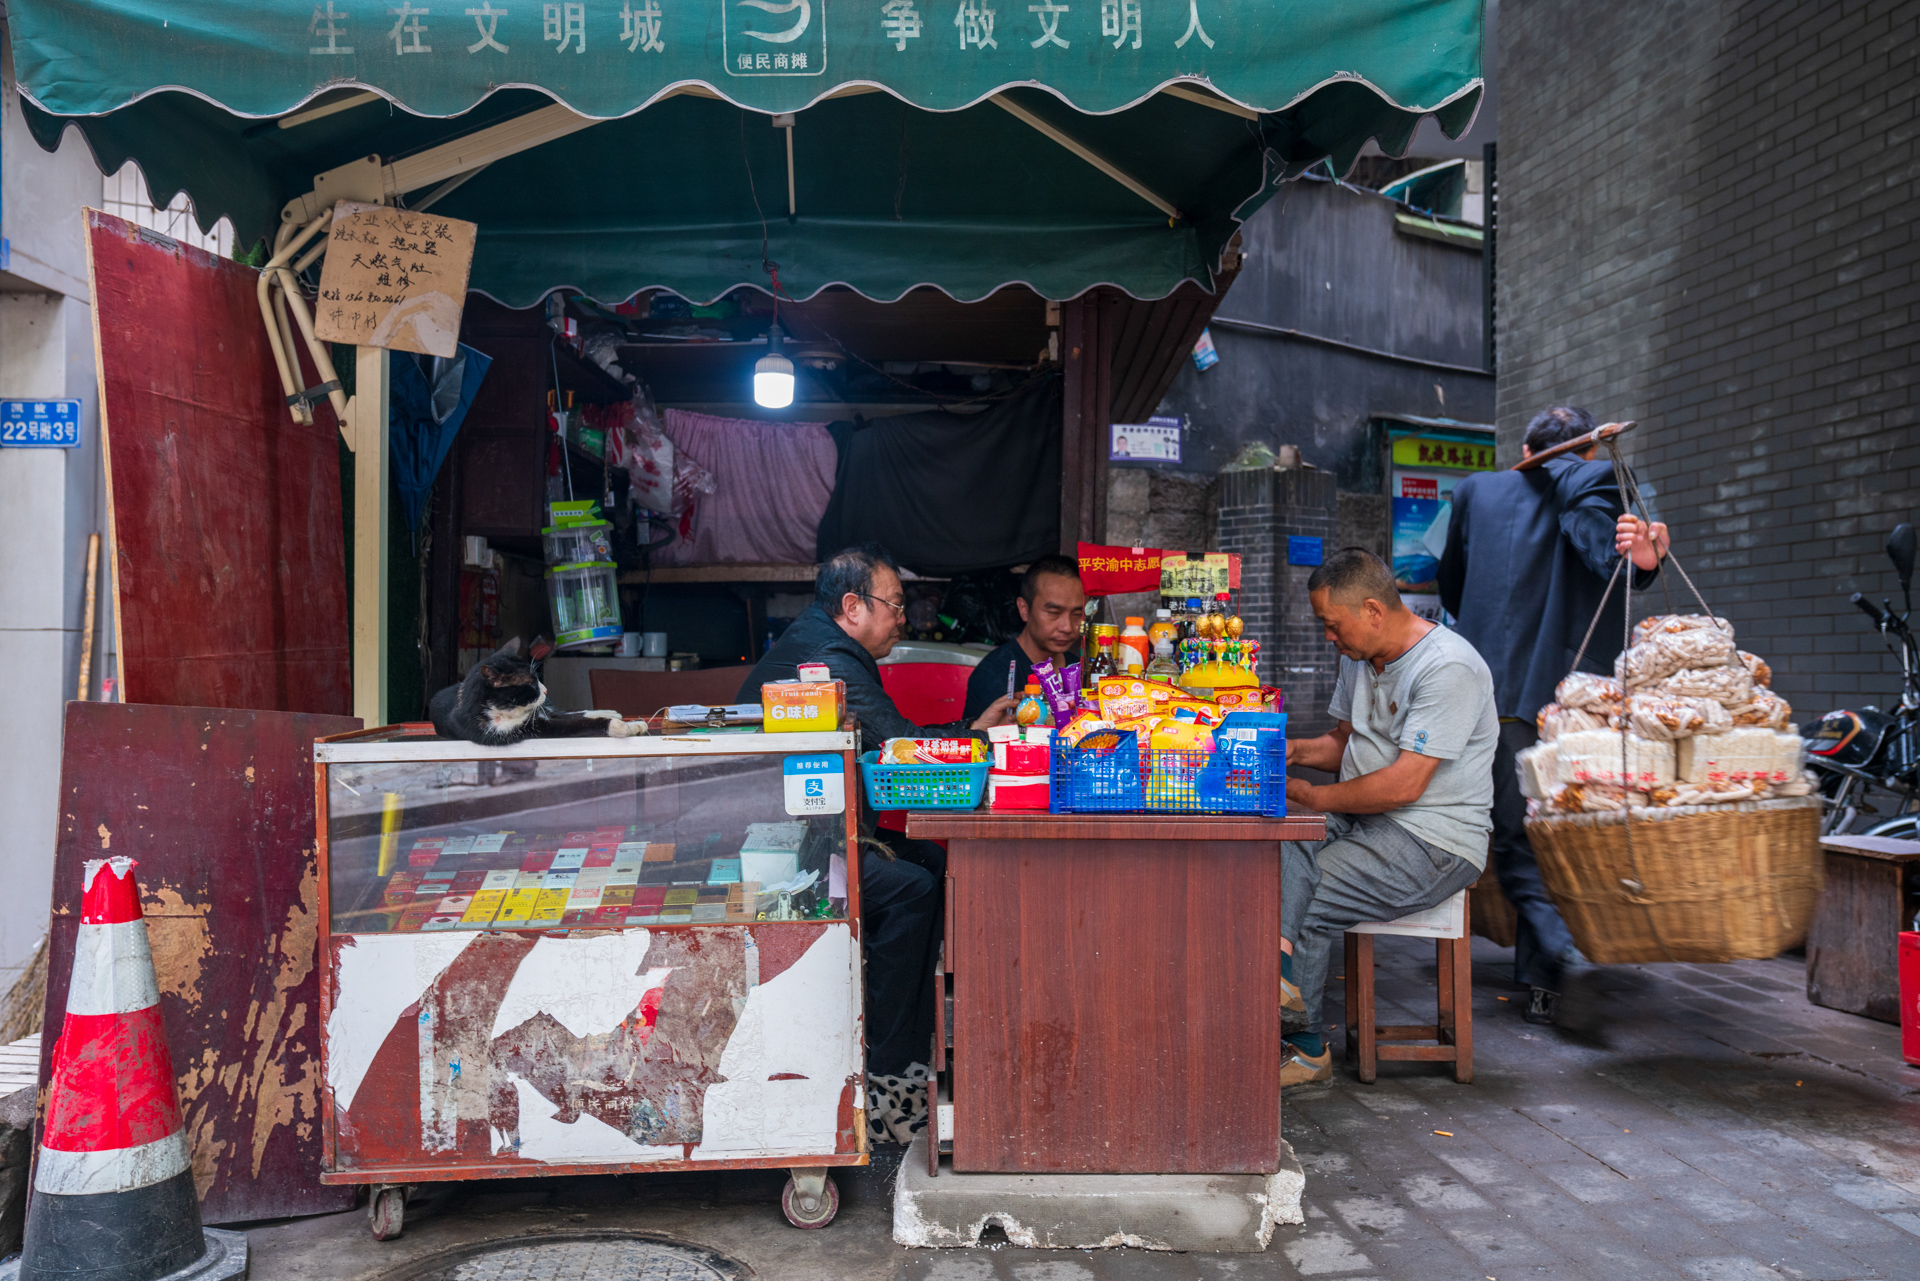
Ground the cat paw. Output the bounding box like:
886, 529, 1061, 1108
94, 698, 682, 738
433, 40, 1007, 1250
607, 717, 648, 738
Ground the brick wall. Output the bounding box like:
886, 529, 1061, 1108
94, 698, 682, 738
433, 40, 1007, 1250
1219, 468, 1341, 733
1500, 0, 1920, 719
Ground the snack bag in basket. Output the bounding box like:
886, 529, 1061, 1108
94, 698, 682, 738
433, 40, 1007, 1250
882, 738, 983, 765
1730, 687, 1792, 728
1653, 664, 1754, 708
1536, 702, 1608, 742
1624, 692, 1732, 740
1555, 673, 1625, 714
1616, 626, 1736, 688
1632, 613, 1735, 646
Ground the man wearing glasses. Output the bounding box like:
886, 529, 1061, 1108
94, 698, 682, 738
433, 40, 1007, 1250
740, 543, 1014, 1145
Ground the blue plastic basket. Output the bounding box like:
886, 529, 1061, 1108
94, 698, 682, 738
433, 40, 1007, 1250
858, 751, 990, 811
1051, 733, 1289, 816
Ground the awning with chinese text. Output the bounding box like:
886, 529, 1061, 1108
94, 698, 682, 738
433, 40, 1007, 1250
7, 0, 1483, 303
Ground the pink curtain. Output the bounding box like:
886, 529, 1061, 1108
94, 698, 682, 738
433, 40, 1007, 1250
655, 409, 835, 565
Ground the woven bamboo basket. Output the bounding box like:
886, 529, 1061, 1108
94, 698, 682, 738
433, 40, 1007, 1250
1470, 857, 1518, 948
1524, 796, 1823, 964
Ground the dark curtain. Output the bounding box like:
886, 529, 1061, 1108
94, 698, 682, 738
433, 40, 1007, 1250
815, 375, 1062, 575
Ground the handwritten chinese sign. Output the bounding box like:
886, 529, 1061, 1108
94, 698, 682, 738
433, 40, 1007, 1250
314, 202, 477, 358
0, 399, 81, 448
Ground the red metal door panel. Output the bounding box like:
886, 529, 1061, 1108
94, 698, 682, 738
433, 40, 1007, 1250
41, 702, 361, 1222
85, 210, 350, 713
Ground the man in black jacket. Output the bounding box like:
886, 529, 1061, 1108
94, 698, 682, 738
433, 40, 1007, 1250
740, 543, 1013, 1141
1436, 407, 1669, 1025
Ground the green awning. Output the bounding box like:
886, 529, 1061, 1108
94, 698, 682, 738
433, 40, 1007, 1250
8, 0, 1482, 303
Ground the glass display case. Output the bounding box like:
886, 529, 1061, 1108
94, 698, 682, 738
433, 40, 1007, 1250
313, 725, 865, 1236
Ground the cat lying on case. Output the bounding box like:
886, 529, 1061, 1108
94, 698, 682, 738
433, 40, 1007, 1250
428, 637, 647, 745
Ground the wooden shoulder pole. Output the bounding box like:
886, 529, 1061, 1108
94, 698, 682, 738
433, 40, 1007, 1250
1512, 421, 1635, 470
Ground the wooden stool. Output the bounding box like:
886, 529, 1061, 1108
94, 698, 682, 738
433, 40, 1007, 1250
1343, 889, 1472, 1084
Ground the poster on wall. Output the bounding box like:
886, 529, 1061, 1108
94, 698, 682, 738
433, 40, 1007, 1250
1110, 415, 1182, 463
1391, 471, 1464, 594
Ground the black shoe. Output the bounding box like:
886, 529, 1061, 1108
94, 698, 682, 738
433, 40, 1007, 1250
1524, 986, 1558, 1024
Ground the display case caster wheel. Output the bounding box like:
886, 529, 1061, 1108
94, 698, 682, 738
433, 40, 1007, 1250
781, 1169, 839, 1229
369, 1184, 407, 1241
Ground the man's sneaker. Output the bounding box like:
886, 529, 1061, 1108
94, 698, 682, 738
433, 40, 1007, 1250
1524, 986, 1558, 1024
1280, 1043, 1332, 1090
1281, 975, 1306, 1014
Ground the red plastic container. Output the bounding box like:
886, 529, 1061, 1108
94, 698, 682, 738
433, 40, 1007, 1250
1901, 932, 1920, 1066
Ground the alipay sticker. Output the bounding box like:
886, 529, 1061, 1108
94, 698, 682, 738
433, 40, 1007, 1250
783, 754, 846, 816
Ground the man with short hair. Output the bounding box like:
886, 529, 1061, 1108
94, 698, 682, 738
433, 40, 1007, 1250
963, 554, 1087, 723
740, 543, 1013, 1142
1279, 548, 1499, 1087
1436, 406, 1669, 1025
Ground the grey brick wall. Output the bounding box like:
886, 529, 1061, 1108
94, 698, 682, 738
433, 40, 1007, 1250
1220, 468, 1341, 733
1499, 0, 1920, 720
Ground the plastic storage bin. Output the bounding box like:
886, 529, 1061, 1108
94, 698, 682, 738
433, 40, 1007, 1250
542, 520, 613, 565
1051, 733, 1289, 816
545, 561, 622, 649
858, 752, 990, 810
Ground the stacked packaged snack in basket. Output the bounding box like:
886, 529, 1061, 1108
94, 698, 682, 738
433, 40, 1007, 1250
1519, 614, 1814, 813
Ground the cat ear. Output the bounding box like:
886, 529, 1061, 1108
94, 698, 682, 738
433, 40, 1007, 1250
529, 636, 556, 662
497, 637, 523, 657
477, 665, 501, 684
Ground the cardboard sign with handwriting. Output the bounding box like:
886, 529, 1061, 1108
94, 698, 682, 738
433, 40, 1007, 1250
314, 202, 476, 358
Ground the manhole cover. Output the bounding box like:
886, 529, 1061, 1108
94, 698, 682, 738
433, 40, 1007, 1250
395, 1234, 750, 1281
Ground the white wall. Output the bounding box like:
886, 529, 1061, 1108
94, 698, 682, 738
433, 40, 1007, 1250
0, 31, 105, 987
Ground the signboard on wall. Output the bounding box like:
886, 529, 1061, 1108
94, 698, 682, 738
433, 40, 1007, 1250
315, 201, 477, 358
1110, 415, 1183, 463
0, 398, 81, 447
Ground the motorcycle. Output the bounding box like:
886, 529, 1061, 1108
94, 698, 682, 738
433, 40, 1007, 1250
1805, 523, 1920, 838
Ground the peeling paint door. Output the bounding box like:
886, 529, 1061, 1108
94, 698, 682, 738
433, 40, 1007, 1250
43, 702, 362, 1222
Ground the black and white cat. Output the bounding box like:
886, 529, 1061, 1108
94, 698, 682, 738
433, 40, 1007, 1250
428, 637, 646, 745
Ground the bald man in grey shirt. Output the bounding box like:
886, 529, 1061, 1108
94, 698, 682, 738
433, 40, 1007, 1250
1280, 549, 1498, 1088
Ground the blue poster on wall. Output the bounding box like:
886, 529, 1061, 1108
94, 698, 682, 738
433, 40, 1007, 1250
1391, 497, 1450, 593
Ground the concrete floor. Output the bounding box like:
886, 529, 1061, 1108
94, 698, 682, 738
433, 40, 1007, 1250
239, 937, 1920, 1280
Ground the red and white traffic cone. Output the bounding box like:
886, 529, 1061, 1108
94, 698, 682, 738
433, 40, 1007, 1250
4, 858, 246, 1281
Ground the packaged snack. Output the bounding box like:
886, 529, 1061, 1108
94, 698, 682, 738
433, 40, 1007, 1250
1653, 664, 1755, 708
1097, 677, 1156, 723
1730, 687, 1792, 728
1073, 727, 1131, 753
1535, 703, 1607, 742
1150, 720, 1216, 752
1057, 711, 1113, 746
1739, 651, 1772, 687
1556, 729, 1676, 789
1675, 727, 1792, 786
1034, 659, 1085, 726
881, 737, 983, 764
1555, 672, 1626, 713
1633, 614, 1734, 645
1624, 692, 1732, 740
1516, 741, 1559, 801
1616, 627, 1736, 688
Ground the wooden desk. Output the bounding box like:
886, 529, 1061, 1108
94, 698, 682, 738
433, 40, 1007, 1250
907, 809, 1326, 1175
1807, 833, 1920, 1023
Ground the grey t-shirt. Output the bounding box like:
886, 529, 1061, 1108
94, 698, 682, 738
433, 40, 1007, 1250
1327, 624, 1498, 869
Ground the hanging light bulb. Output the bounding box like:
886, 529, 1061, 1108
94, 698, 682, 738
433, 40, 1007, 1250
754, 322, 795, 409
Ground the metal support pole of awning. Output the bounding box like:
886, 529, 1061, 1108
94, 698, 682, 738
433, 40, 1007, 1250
987, 94, 1182, 222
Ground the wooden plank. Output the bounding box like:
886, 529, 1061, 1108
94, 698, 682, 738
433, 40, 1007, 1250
84, 211, 351, 715
43, 702, 362, 1222
911, 810, 1326, 842
1818, 834, 1920, 861
1806, 850, 1906, 1024
949, 835, 1280, 1174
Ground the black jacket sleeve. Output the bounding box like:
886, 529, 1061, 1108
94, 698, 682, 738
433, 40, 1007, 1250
1557, 460, 1660, 591
1436, 475, 1473, 617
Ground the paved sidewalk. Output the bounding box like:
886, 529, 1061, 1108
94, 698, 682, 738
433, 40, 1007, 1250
240, 937, 1920, 1280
